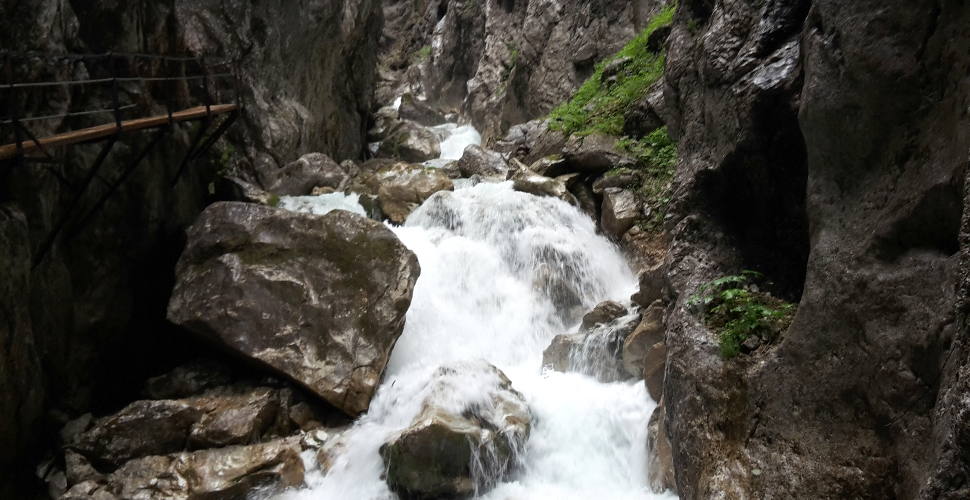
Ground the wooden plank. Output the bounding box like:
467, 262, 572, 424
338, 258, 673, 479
0, 104, 238, 160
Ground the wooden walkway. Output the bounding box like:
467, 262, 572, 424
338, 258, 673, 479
0, 103, 238, 160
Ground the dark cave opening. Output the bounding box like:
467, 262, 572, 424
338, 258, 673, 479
697, 114, 810, 303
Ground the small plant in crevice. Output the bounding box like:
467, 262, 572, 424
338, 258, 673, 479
413, 45, 432, 63
687, 271, 796, 358
614, 126, 678, 231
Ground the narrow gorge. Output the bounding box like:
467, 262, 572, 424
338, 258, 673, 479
1, 1, 968, 500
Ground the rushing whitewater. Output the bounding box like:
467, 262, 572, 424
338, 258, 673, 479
277, 181, 675, 500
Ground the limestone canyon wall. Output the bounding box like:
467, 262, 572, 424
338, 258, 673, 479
659, 0, 970, 498
0, 1, 382, 496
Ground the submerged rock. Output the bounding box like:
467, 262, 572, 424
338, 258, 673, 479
380, 361, 532, 499
167, 203, 420, 416
378, 121, 442, 162
580, 300, 629, 331
542, 306, 639, 383
376, 163, 455, 224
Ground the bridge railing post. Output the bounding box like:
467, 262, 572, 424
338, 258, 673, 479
109, 51, 122, 130
199, 56, 211, 117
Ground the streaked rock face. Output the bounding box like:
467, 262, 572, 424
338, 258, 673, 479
168, 202, 420, 416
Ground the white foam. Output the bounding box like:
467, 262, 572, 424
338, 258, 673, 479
274, 182, 674, 500
278, 192, 367, 218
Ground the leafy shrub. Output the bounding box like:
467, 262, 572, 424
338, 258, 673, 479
688, 271, 796, 358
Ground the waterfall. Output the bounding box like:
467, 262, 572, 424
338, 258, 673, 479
276, 180, 675, 500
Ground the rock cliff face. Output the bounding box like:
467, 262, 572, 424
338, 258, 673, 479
378, 0, 670, 142
0, 1, 382, 496
659, 0, 970, 498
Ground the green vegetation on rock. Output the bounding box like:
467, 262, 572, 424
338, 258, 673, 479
413, 45, 432, 63
547, 4, 675, 137
688, 271, 797, 358
617, 127, 677, 230
548, 4, 678, 232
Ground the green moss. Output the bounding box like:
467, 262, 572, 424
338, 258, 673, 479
413, 45, 432, 63
618, 127, 677, 231
547, 4, 675, 137
267, 193, 281, 207
688, 271, 797, 359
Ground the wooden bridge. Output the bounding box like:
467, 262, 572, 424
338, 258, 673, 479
1, 51, 242, 267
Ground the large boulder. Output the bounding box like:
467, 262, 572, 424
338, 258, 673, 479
267, 153, 349, 196
376, 163, 455, 224
167, 203, 420, 416
377, 121, 442, 162
380, 361, 532, 499
456, 145, 509, 178
601, 188, 641, 239
59, 438, 305, 500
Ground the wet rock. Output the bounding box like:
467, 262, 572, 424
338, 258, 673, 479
376, 163, 455, 224
510, 169, 578, 206
580, 301, 629, 332
61, 438, 304, 500
592, 169, 639, 194
0, 205, 43, 478
67, 385, 297, 467
167, 203, 420, 416
64, 450, 103, 486
562, 134, 636, 175
378, 121, 442, 162
215, 176, 278, 206
368, 105, 401, 142
601, 56, 634, 82
457, 145, 509, 178
632, 264, 666, 309
541, 333, 585, 373
647, 403, 676, 494
622, 302, 666, 379
493, 119, 569, 164
569, 179, 599, 220
268, 153, 349, 196
543, 310, 639, 383
380, 361, 531, 499
68, 400, 204, 467
623, 79, 667, 138
643, 342, 667, 402
529, 155, 569, 178
398, 93, 447, 126
601, 188, 641, 239
142, 359, 234, 400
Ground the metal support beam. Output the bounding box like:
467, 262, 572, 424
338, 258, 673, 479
32, 135, 118, 268
67, 128, 167, 239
